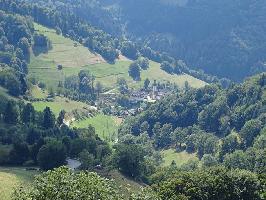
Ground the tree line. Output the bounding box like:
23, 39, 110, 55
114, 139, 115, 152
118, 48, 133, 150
0, 10, 34, 96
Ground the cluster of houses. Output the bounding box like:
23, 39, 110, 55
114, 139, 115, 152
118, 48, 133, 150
97, 83, 171, 118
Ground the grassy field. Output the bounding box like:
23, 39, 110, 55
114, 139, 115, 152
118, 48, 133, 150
29, 23, 104, 89
29, 23, 206, 90
30, 85, 48, 99
161, 149, 197, 167
72, 114, 119, 142
32, 96, 89, 116
0, 167, 38, 200
83, 60, 206, 89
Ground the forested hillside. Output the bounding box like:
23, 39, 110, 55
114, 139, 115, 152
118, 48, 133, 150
101, 0, 266, 81
0, 11, 33, 96
23, 0, 266, 81
120, 73, 266, 172
1, 0, 223, 84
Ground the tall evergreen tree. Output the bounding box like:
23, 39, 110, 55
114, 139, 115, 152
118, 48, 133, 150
57, 110, 66, 126
3, 101, 18, 124
43, 107, 55, 129
22, 103, 35, 124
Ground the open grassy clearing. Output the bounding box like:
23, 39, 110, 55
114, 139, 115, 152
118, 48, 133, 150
29, 23, 104, 88
161, 149, 197, 167
141, 61, 206, 88
29, 23, 206, 90
32, 96, 89, 116
30, 85, 48, 99
71, 114, 119, 142
32, 23, 104, 68
0, 167, 38, 200
84, 60, 206, 89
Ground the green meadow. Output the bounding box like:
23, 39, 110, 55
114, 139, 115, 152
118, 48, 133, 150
29, 23, 206, 90
72, 114, 119, 142
32, 96, 89, 116
161, 149, 197, 167
0, 167, 38, 200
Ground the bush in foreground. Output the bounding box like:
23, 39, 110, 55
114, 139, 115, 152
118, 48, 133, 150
13, 167, 159, 200
13, 167, 122, 200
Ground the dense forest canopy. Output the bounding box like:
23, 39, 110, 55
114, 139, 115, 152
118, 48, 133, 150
100, 0, 266, 81
120, 73, 266, 172
0, 10, 34, 96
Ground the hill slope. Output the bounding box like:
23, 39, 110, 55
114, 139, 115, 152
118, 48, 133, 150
29, 23, 206, 90
119, 73, 266, 170
101, 0, 266, 81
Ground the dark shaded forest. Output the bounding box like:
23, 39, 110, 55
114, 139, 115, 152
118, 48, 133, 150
100, 0, 266, 81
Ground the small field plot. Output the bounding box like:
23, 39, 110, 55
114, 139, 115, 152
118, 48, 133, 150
30, 85, 48, 99
72, 114, 119, 142
0, 167, 38, 200
161, 149, 197, 167
32, 96, 89, 116
83, 61, 132, 88
141, 61, 206, 89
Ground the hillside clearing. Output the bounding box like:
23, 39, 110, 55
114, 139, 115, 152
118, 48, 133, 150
71, 114, 118, 142
29, 23, 104, 88
29, 23, 206, 90
32, 96, 90, 116
84, 60, 206, 89
33, 23, 104, 68
30, 85, 48, 99
101, 170, 144, 198
161, 149, 197, 167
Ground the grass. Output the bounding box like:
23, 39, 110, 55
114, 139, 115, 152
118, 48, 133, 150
161, 149, 197, 167
72, 114, 119, 142
141, 61, 206, 89
0, 167, 38, 200
30, 85, 48, 99
33, 23, 103, 68
83, 60, 206, 89
29, 23, 206, 90
105, 170, 144, 198
32, 96, 89, 116
29, 23, 104, 89
0, 167, 142, 200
